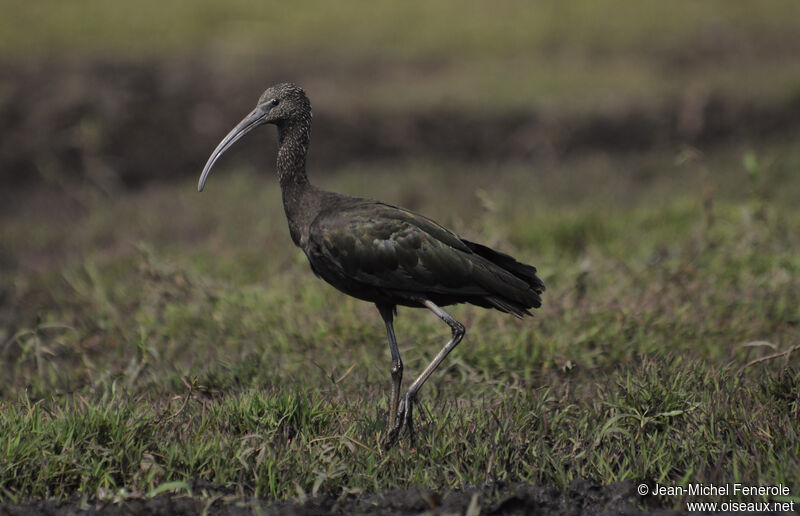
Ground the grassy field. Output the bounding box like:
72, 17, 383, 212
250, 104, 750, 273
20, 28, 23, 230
2, 141, 799, 508
3, 1, 800, 113
1, 1, 800, 512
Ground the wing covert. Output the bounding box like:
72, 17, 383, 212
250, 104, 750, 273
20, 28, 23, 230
308, 203, 484, 295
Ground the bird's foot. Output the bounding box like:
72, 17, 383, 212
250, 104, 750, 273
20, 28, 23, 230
383, 393, 416, 450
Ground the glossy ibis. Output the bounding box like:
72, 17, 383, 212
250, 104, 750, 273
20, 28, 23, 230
198, 83, 545, 447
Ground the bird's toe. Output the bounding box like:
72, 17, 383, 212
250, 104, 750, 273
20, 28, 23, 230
383, 393, 417, 450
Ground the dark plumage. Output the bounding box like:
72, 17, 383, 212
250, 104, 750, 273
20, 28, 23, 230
199, 83, 545, 447
308, 201, 543, 316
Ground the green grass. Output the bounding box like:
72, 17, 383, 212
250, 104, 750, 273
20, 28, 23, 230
2, 143, 799, 507
3, 1, 800, 112
4, 1, 799, 60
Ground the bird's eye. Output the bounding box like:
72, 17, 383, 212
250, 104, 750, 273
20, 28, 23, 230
270, 98, 280, 107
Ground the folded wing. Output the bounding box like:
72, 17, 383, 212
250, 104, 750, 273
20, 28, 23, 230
307, 201, 544, 316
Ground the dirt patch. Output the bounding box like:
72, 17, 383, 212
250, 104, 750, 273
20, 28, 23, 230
0, 480, 685, 515
2, 59, 800, 191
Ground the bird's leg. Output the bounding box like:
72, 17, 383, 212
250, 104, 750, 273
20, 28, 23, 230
386, 300, 465, 448
377, 304, 403, 438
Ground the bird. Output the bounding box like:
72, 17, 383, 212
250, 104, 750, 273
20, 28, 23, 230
198, 83, 544, 448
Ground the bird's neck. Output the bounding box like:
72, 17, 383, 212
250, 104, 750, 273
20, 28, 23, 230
276, 117, 311, 188
276, 116, 316, 247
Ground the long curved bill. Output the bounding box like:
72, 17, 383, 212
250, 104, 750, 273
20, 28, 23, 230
198, 106, 267, 192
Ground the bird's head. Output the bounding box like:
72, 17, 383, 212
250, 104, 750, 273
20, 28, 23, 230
198, 83, 311, 192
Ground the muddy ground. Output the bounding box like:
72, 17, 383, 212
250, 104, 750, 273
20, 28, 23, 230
0, 479, 690, 515
2, 59, 800, 191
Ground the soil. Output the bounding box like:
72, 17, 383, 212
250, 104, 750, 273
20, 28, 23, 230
2, 59, 800, 191
0, 479, 688, 515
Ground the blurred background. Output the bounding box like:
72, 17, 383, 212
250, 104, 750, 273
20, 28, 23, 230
2, 0, 800, 190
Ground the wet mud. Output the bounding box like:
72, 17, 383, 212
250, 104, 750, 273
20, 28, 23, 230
2, 59, 799, 190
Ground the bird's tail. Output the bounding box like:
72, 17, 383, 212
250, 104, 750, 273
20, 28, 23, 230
462, 239, 545, 317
